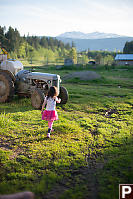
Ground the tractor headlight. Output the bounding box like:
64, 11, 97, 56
47, 80, 51, 84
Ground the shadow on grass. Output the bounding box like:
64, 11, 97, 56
0, 96, 33, 114
34, 135, 133, 199
96, 136, 133, 199
0, 127, 133, 199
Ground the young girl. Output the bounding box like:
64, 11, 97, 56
41, 86, 61, 138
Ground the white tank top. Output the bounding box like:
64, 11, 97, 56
45, 97, 57, 111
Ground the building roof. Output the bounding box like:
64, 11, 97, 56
115, 54, 133, 61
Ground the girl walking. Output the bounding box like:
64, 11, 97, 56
41, 86, 61, 138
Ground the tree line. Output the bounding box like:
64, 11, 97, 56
1, 25, 133, 65
0, 26, 72, 63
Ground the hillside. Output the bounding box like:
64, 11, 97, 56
56, 36, 133, 51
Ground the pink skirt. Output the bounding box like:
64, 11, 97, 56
42, 110, 58, 121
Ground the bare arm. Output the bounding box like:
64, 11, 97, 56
41, 98, 47, 112
53, 96, 61, 103
56, 97, 61, 103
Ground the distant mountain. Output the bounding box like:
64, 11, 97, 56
57, 31, 124, 39
56, 32, 133, 51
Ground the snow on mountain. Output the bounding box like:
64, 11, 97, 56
58, 31, 124, 39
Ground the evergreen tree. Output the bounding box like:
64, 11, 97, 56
0, 26, 6, 47
123, 41, 133, 54
40, 37, 48, 48
48, 37, 55, 51
65, 43, 71, 50
5, 26, 21, 53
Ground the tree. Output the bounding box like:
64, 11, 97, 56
123, 41, 133, 54
69, 47, 77, 64
0, 26, 6, 47
5, 26, 21, 53
18, 42, 27, 58
43, 49, 55, 64
71, 41, 75, 48
40, 37, 48, 48
95, 54, 102, 65
48, 37, 55, 51
104, 55, 114, 66
77, 54, 88, 64
28, 46, 37, 63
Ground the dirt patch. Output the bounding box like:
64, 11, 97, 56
63, 71, 101, 81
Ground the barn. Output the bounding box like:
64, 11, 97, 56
115, 54, 133, 66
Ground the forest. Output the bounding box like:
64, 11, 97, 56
0, 26, 73, 64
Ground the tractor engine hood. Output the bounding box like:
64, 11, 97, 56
16, 70, 61, 81
28, 72, 60, 81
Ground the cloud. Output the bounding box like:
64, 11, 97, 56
1, 0, 133, 36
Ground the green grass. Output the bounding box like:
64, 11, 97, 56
0, 64, 133, 198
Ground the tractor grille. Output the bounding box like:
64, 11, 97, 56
53, 80, 57, 87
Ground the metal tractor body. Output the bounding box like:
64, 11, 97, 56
0, 59, 68, 109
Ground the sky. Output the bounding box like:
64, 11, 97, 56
1, 0, 133, 37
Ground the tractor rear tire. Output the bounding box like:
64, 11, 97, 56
0, 72, 14, 102
31, 88, 44, 109
58, 86, 68, 104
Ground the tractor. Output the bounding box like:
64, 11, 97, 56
0, 52, 68, 109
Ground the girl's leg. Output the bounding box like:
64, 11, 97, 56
47, 121, 54, 138
48, 121, 53, 130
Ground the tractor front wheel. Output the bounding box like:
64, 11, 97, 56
58, 86, 68, 104
31, 88, 44, 109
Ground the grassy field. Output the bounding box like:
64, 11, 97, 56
0, 64, 133, 199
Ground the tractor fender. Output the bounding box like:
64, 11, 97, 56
0, 69, 16, 81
